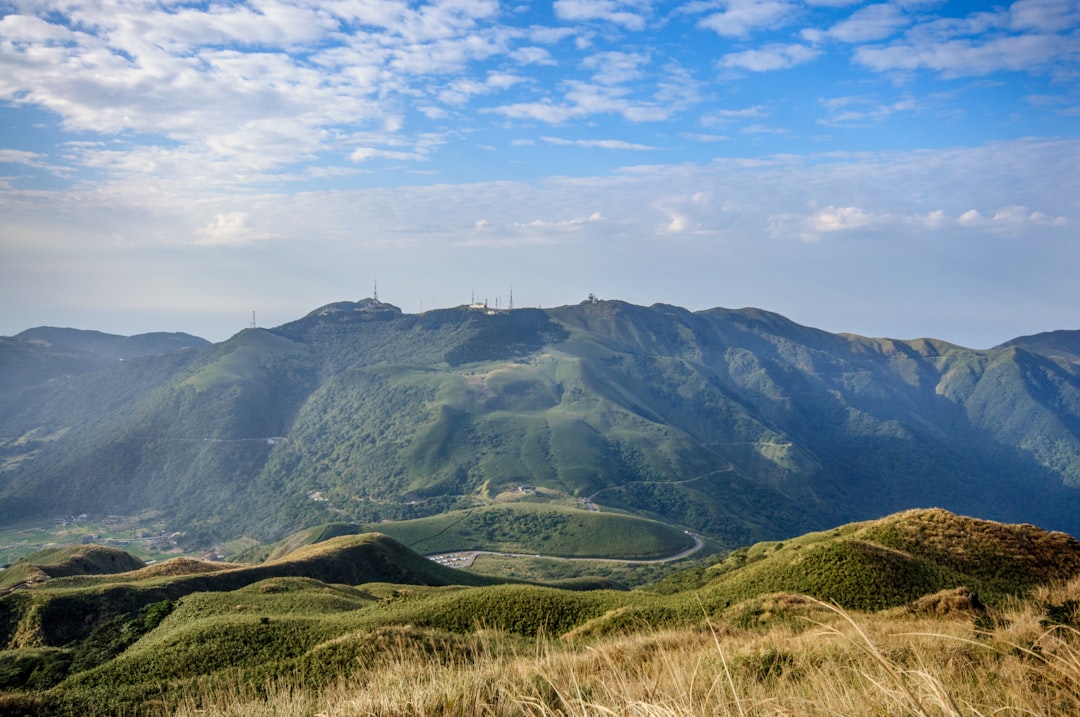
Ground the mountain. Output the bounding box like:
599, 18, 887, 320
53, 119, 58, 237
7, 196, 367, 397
2, 298, 1080, 548
0, 327, 209, 396
997, 329, 1080, 365
14, 327, 210, 362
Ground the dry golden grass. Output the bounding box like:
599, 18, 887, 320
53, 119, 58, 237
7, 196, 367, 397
172, 592, 1080, 717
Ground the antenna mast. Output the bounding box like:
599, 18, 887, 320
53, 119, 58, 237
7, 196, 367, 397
250, 311, 256, 329
373, 280, 379, 303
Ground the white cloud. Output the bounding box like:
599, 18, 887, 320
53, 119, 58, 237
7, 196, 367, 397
799, 205, 878, 240
699, 0, 797, 38
511, 46, 558, 65
541, 136, 658, 149
922, 209, 946, 229
0, 0, 527, 192
1009, 0, 1080, 32
195, 212, 269, 246
459, 209, 606, 245
350, 147, 427, 162
0, 149, 52, 170
992, 204, 1068, 227
821, 3, 911, 43
553, 0, 649, 30
437, 71, 526, 105
852, 2, 1080, 78
720, 43, 821, 71
819, 95, 918, 124
486, 80, 677, 124
514, 211, 605, 227
856, 33, 1078, 77
583, 51, 651, 85
487, 100, 584, 123
681, 132, 730, 142
958, 209, 985, 226
925, 205, 1069, 231
656, 190, 714, 234
701, 106, 769, 127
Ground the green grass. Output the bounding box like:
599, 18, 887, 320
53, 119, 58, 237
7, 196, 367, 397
5, 509, 1080, 716
361, 503, 695, 559
0, 545, 146, 590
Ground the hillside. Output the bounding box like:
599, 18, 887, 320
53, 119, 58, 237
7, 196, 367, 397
0, 546, 146, 591
2, 298, 1080, 549
0, 533, 502, 652
700, 507, 1080, 608
14, 328, 209, 362
997, 329, 1080, 365
2, 510, 1079, 716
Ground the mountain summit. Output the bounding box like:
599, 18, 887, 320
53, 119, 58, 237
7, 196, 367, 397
2, 299, 1079, 547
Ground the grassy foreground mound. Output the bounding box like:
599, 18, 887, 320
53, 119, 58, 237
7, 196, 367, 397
699, 508, 1080, 609
570, 507, 1080, 634
2, 509, 1079, 715
168, 579, 1080, 717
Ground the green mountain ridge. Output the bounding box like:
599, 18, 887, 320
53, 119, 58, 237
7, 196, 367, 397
2, 298, 1080, 549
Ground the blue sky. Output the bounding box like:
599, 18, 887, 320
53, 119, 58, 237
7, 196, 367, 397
1, 0, 1078, 348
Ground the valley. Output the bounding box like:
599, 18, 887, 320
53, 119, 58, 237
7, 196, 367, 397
0, 513, 185, 569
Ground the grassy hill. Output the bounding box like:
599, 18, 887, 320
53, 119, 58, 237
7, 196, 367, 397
0, 546, 146, 591
359, 503, 696, 558
235, 505, 695, 563
567, 508, 1080, 635
2, 510, 1079, 715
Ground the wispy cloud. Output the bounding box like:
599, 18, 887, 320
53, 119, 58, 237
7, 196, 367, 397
698, 0, 797, 38
541, 136, 658, 149
811, 3, 911, 43
0, 149, 55, 171
852, 2, 1080, 77
819, 94, 918, 125
720, 43, 821, 72
553, 0, 651, 30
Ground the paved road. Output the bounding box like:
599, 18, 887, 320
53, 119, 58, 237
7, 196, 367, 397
428, 532, 705, 569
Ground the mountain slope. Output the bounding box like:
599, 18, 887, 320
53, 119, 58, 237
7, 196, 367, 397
15, 327, 209, 361
997, 329, 1080, 365
0, 533, 502, 652
0, 546, 146, 591
697, 508, 1080, 610
2, 299, 1080, 547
